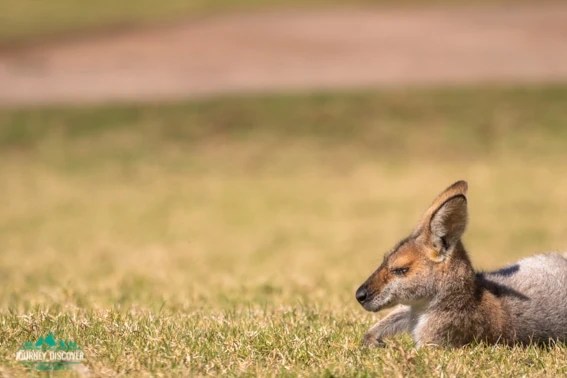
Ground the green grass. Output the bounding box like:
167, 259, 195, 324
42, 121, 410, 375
0, 86, 566, 375
0, 0, 517, 45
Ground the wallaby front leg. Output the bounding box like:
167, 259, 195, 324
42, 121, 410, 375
363, 305, 411, 347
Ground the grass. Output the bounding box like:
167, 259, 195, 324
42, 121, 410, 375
0, 0, 520, 45
0, 85, 566, 375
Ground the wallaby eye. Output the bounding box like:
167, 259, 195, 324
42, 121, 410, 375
390, 267, 409, 276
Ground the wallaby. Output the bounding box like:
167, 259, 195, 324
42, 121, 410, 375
355, 180, 567, 347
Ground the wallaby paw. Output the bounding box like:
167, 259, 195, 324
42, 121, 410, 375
362, 332, 386, 348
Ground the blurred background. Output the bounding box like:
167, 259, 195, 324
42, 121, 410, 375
1, 0, 566, 303
0, 0, 566, 373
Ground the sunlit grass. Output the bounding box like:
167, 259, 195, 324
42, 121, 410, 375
0, 86, 566, 375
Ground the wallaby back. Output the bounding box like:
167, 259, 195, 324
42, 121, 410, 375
480, 253, 567, 343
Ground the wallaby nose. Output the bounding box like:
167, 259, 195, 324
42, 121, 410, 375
355, 285, 368, 304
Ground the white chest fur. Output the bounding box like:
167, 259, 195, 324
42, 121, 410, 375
409, 303, 429, 345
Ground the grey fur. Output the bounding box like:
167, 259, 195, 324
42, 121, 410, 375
480, 253, 567, 343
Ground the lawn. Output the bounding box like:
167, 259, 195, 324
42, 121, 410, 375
0, 86, 566, 375
0, 0, 516, 45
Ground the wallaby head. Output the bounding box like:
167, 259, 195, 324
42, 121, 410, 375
356, 180, 473, 312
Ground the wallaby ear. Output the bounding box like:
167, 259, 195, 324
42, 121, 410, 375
429, 195, 467, 254
417, 181, 468, 261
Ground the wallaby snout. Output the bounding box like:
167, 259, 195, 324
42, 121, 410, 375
355, 285, 368, 304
